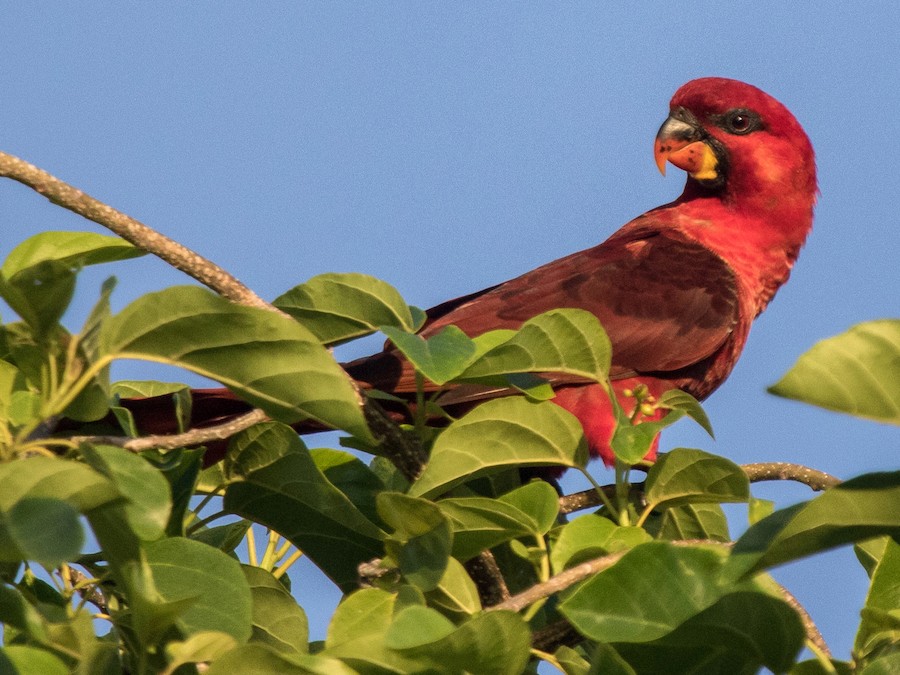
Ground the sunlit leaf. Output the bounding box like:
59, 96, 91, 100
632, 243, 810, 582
644, 448, 749, 511
100, 286, 371, 441
410, 398, 588, 498
2, 231, 145, 279
458, 308, 611, 384
224, 423, 385, 591
381, 325, 478, 385
769, 319, 900, 425
730, 471, 900, 577
274, 272, 424, 345
146, 537, 252, 641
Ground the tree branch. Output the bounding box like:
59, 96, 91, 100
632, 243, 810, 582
0, 150, 427, 480
741, 462, 840, 491
71, 409, 269, 452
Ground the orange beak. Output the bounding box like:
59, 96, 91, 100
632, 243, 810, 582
654, 114, 720, 182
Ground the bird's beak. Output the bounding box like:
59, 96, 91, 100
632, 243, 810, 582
654, 110, 719, 182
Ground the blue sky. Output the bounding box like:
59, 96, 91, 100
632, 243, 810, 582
2, 3, 897, 662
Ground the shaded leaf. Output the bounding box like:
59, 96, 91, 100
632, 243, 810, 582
0, 497, 83, 566
377, 492, 452, 592
80, 444, 171, 541
410, 398, 588, 498
647, 502, 731, 543
224, 423, 385, 592
423, 557, 481, 619
658, 390, 714, 437
769, 319, 900, 425
243, 565, 309, 655
497, 480, 560, 535
274, 272, 423, 345
854, 539, 900, 665
559, 541, 731, 643
437, 497, 537, 561
612, 591, 805, 674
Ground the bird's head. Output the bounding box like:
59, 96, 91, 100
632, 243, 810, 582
654, 78, 817, 234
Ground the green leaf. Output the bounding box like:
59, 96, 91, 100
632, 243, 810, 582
410, 398, 589, 498
0, 261, 76, 334
325, 588, 395, 649
377, 492, 452, 592
658, 390, 714, 437
164, 631, 238, 675
423, 557, 481, 618
437, 497, 538, 562
610, 409, 684, 465
0, 497, 83, 566
384, 605, 455, 650
381, 325, 478, 385
111, 380, 190, 398
63, 277, 117, 422
403, 610, 532, 675
0, 457, 119, 513
748, 497, 775, 525
99, 286, 371, 441
497, 480, 560, 535
190, 520, 251, 554
80, 445, 172, 541
612, 591, 805, 675
769, 319, 900, 424
311, 447, 384, 526
856, 537, 891, 577
550, 515, 649, 574
854, 539, 900, 665
145, 537, 252, 642
458, 308, 611, 384
730, 471, 900, 577
243, 565, 309, 655
0, 583, 48, 643
559, 541, 731, 643
644, 448, 749, 511
647, 502, 731, 542
223, 423, 385, 592
206, 644, 356, 675
274, 272, 423, 345
0, 645, 68, 675
2, 231, 145, 279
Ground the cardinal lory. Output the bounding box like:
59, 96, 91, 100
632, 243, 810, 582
124, 77, 817, 466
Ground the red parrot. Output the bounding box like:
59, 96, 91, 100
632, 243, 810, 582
124, 77, 817, 466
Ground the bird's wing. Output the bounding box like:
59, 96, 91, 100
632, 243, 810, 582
344, 221, 740, 394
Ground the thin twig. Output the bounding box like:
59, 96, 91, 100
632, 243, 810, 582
559, 483, 644, 515
742, 462, 840, 491
71, 409, 268, 452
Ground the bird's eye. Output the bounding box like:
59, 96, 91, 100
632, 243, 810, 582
722, 109, 760, 135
